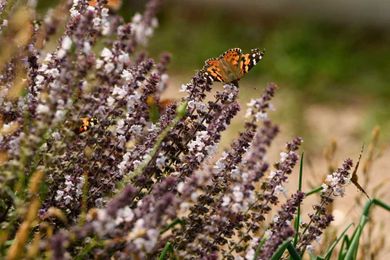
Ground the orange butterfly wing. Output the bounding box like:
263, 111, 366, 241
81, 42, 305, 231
222, 48, 241, 66
204, 58, 224, 82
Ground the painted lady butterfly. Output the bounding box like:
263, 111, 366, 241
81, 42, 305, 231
76, 117, 98, 134
201, 48, 265, 84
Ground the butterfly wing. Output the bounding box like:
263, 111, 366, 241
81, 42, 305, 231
222, 48, 242, 67
203, 58, 225, 82
240, 48, 265, 75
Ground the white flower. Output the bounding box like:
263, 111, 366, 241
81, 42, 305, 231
161, 73, 169, 83
130, 125, 143, 135
36, 104, 50, 114
101, 8, 109, 17
255, 111, 268, 121
52, 131, 61, 141
102, 22, 111, 35
54, 110, 65, 122
104, 63, 115, 73
274, 185, 285, 195
61, 36, 72, 50
214, 159, 226, 172
264, 229, 273, 238
280, 152, 288, 162
93, 17, 101, 28
101, 48, 113, 60
55, 190, 64, 201
116, 119, 125, 134
112, 85, 127, 98
190, 191, 199, 202
205, 143, 217, 155
306, 244, 315, 254
247, 99, 257, 107
118, 53, 130, 64
35, 75, 45, 85
115, 206, 134, 225
179, 84, 188, 92
156, 153, 167, 170
83, 41, 91, 53
151, 17, 158, 28
232, 186, 243, 202
244, 108, 253, 118
245, 249, 255, 260
177, 182, 185, 193
268, 170, 277, 179
107, 96, 115, 107
187, 131, 208, 152
121, 69, 133, 81
96, 59, 104, 69
132, 13, 142, 23
221, 195, 231, 207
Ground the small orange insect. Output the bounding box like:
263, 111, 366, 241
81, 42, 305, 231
75, 117, 98, 134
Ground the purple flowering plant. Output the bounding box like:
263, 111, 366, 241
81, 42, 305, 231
0, 0, 389, 259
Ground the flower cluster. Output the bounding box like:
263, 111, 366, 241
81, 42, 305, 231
297, 159, 354, 254
0, 1, 363, 259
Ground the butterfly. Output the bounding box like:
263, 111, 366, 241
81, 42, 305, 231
201, 48, 265, 84
75, 117, 98, 134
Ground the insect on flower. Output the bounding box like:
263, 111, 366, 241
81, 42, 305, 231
201, 48, 265, 84
75, 117, 98, 134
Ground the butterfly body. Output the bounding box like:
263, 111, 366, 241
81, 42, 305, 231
202, 48, 265, 83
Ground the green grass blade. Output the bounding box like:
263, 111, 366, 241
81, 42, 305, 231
338, 235, 350, 260
160, 218, 184, 234
323, 223, 353, 260
372, 198, 390, 211
305, 186, 323, 197
270, 239, 291, 260
344, 199, 389, 260
287, 241, 302, 260
253, 237, 267, 260
293, 152, 304, 247
159, 241, 173, 260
